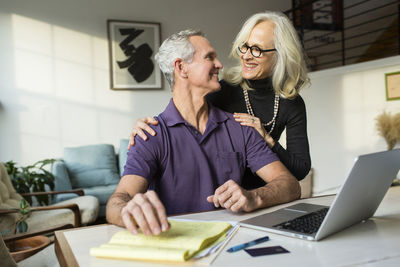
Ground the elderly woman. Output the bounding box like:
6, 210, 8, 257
129, 11, 311, 190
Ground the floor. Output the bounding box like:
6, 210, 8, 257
18, 244, 59, 267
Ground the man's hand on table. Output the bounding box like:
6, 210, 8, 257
207, 179, 258, 212
121, 190, 170, 235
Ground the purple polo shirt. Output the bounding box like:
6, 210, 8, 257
123, 99, 279, 215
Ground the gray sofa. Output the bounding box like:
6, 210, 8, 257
52, 139, 129, 217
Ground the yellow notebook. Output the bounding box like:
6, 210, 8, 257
90, 220, 232, 262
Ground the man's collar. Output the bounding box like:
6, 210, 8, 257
162, 99, 186, 127
161, 98, 229, 127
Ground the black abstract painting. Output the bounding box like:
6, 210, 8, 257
107, 20, 161, 89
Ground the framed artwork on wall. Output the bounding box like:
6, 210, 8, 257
292, 0, 343, 31
107, 20, 162, 90
385, 71, 400, 101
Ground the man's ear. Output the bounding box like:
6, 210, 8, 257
174, 59, 188, 78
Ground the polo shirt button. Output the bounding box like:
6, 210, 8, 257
194, 130, 199, 135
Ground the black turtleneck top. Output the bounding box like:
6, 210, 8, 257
206, 78, 311, 189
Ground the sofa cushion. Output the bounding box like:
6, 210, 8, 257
64, 144, 120, 189
84, 184, 118, 205
118, 139, 129, 176
50, 195, 99, 225
26, 196, 99, 231
52, 161, 72, 191
55, 184, 117, 208
54, 193, 81, 203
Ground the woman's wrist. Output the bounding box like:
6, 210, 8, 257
264, 134, 275, 148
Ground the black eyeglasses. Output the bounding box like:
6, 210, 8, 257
238, 43, 276, 58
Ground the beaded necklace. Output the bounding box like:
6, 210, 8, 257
242, 87, 280, 134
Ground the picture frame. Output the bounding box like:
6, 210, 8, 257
292, 0, 343, 31
385, 71, 400, 101
107, 20, 162, 90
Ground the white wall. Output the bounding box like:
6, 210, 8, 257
0, 0, 291, 165
302, 56, 400, 195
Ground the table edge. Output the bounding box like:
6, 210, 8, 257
55, 229, 79, 267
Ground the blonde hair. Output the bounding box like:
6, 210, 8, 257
224, 11, 310, 99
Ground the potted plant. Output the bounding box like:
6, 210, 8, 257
375, 111, 400, 150
1, 199, 31, 236
14, 198, 31, 233
3, 199, 50, 262
1, 167, 54, 262
4, 159, 56, 206
1, 198, 51, 263
375, 111, 400, 185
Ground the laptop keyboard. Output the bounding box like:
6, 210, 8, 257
274, 208, 329, 234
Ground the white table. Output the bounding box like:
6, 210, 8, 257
55, 186, 400, 266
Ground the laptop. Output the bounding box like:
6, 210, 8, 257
240, 149, 400, 241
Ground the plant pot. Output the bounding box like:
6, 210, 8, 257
6, 235, 51, 262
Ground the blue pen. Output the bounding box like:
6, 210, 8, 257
227, 235, 270, 253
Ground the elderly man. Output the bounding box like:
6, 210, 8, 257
106, 30, 300, 236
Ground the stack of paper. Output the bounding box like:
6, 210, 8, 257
90, 220, 234, 263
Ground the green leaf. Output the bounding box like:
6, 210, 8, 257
19, 199, 28, 209
16, 220, 28, 233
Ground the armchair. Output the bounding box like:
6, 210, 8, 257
0, 163, 99, 237
52, 142, 128, 217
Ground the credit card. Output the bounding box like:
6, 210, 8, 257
245, 246, 289, 257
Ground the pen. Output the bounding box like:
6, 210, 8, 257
226, 235, 270, 253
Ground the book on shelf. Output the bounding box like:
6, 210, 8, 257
90, 219, 238, 263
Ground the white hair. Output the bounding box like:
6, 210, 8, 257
224, 11, 310, 99
155, 29, 204, 88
